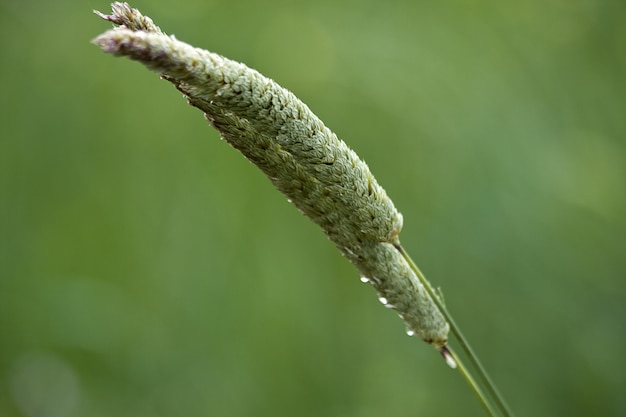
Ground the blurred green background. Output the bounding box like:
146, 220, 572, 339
1, 0, 625, 416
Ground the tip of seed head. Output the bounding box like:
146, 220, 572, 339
91, 34, 119, 53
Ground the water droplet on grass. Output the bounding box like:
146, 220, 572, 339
439, 346, 457, 369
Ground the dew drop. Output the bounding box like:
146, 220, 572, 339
444, 354, 457, 369
378, 296, 388, 305
439, 346, 457, 369
406, 329, 415, 337
360, 276, 370, 283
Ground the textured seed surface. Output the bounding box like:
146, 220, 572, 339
93, 2, 450, 347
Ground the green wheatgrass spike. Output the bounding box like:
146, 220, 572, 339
93, 2, 450, 348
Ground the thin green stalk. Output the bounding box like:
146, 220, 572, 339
445, 346, 499, 417
449, 318, 514, 417
395, 243, 514, 417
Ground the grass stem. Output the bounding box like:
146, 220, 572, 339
395, 243, 514, 417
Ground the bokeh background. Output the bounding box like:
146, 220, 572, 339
1, 0, 625, 416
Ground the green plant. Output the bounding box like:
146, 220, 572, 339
92, 4, 513, 415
